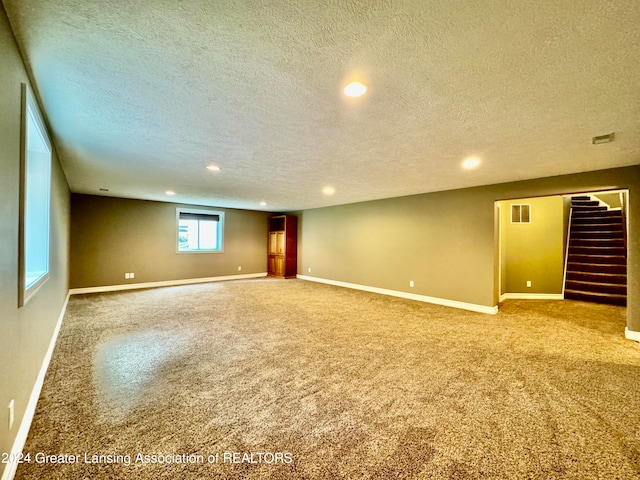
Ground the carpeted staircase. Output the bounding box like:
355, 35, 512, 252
564, 196, 627, 306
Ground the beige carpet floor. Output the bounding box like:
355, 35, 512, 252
16, 278, 640, 479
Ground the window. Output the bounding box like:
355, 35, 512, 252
176, 208, 224, 252
511, 204, 531, 224
19, 84, 52, 306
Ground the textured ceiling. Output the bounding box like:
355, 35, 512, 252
4, 0, 640, 211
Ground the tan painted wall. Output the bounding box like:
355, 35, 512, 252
594, 191, 623, 209
70, 194, 270, 288
499, 196, 565, 294
298, 165, 640, 333
300, 188, 498, 307
0, 7, 70, 476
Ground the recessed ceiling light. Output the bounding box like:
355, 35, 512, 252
462, 157, 481, 170
323, 186, 335, 195
206, 164, 221, 171
343, 81, 367, 97
165, 190, 176, 195
259, 201, 267, 206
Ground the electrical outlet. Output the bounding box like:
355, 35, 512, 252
237, 266, 242, 271
308, 267, 312, 273
8, 399, 14, 430
409, 280, 414, 288
130, 272, 135, 279
526, 281, 532, 288
125, 273, 130, 279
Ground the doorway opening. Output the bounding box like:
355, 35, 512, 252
496, 189, 628, 306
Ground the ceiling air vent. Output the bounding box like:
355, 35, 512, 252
592, 132, 615, 144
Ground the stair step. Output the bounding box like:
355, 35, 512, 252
567, 254, 626, 265
571, 207, 609, 214
567, 262, 627, 274
571, 224, 623, 232
565, 280, 626, 295
572, 209, 622, 218
570, 238, 625, 248
564, 290, 627, 306
571, 215, 622, 226
568, 246, 627, 256
571, 200, 601, 208
573, 207, 622, 217
566, 271, 627, 284
571, 202, 608, 212
569, 230, 625, 239
571, 216, 623, 225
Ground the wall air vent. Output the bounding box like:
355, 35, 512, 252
592, 132, 615, 144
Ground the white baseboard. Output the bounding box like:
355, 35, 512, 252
69, 272, 268, 295
297, 275, 498, 315
499, 293, 564, 302
625, 328, 640, 342
2, 292, 70, 480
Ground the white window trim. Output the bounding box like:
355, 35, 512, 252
175, 207, 225, 253
18, 83, 52, 307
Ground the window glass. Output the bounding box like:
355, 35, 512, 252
19, 84, 51, 306
176, 209, 224, 252
511, 204, 531, 224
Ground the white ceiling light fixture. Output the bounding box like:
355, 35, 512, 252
165, 190, 176, 196
323, 186, 335, 195
206, 164, 221, 171
462, 157, 481, 170
259, 201, 267, 206
343, 81, 367, 97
